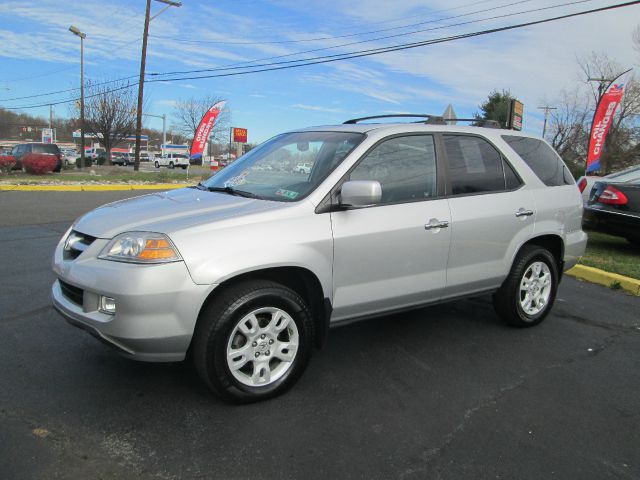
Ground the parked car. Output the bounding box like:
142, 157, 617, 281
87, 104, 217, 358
61, 148, 78, 166
140, 152, 153, 162
85, 147, 106, 160
296, 162, 312, 174
112, 153, 133, 166
155, 153, 189, 169
11, 142, 62, 172
576, 164, 640, 203
583, 179, 640, 245
51, 115, 587, 403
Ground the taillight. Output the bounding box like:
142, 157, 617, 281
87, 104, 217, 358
578, 178, 587, 193
597, 185, 628, 205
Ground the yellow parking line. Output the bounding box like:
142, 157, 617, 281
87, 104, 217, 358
566, 264, 640, 296
0, 184, 191, 192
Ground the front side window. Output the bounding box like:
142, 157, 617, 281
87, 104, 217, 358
444, 135, 505, 195
203, 131, 364, 202
348, 135, 438, 204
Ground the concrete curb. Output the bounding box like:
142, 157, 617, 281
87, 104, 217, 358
0, 184, 190, 192
566, 264, 640, 296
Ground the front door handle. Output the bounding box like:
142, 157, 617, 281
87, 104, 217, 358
515, 208, 534, 218
425, 219, 450, 230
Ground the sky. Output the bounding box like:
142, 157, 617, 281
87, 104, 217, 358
0, 0, 639, 144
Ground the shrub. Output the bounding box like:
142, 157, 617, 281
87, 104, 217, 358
0, 155, 16, 174
22, 153, 57, 175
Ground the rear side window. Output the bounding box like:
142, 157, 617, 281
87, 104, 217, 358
502, 136, 570, 187
32, 144, 60, 154
443, 135, 505, 194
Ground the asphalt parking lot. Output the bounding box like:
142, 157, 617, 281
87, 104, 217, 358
1, 190, 639, 480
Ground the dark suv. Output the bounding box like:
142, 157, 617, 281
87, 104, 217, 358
11, 143, 63, 172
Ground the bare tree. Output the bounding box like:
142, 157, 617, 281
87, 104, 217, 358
576, 52, 640, 173
172, 95, 231, 145
546, 89, 591, 176
73, 79, 137, 165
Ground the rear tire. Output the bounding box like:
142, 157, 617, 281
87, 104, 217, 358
169, 162, 175, 169
493, 245, 558, 327
192, 280, 315, 403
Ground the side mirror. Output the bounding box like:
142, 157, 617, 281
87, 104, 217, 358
339, 180, 382, 208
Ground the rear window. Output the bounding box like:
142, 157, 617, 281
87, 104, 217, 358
31, 144, 60, 154
502, 136, 571, 187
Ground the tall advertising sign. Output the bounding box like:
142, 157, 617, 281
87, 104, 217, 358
189, 100, 225, 160
508, 99, 524, 131
232, 127, 248, 143
586, 84, 624, 174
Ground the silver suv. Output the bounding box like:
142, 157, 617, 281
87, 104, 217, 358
52, 115, 587, 403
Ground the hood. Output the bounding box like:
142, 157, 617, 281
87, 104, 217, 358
73, 187, 285, 238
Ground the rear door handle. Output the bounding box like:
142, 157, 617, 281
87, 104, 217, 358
515, 208, 534, 218
424, 219, 449, 230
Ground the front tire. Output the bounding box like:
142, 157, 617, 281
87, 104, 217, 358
192, 280, 314, 403
154, 161, 159, 168
493, 245, 558, 327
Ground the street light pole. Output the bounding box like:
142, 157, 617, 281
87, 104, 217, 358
142, 112, 167, 154
69, 25, 86, 168
133, 0, 182, 172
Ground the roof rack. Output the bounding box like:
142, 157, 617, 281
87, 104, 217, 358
343, 114, 443, 124
343, 114, 503, 128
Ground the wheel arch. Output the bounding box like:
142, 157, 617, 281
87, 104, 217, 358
516, 234, 565, 280
193, 266, 331, 351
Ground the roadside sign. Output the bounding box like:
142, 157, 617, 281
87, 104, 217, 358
508, 100, 524, 131
232, 127, 248, 143
42, 128, 55, 144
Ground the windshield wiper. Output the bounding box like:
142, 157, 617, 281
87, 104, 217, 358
205, 186, 261, 199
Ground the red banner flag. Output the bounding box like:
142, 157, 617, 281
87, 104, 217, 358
190, 100, 225, 160
586, 84, 624, 173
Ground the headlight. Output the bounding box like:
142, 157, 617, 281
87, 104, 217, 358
99, 232, 182, 264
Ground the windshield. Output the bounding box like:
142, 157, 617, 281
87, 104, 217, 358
203, 131, 364, 202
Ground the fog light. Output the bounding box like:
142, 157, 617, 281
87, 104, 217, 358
99, 296, 116, 315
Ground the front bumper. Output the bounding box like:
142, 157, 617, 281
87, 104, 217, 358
52, 236, 211, 362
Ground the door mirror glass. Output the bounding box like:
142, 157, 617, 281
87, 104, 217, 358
340, 180, 382, 207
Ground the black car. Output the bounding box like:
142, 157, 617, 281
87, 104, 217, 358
112, 152, 133, 166
11, 143, 63, 172
583, 179, 640, 246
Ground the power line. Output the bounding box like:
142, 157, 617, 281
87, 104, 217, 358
145, 0, 599, 78
150, 0, 536, 45
4, 0, 640, 111
0, 0, 592, 103
0, 0, 554, 102
143, 1, 640, 83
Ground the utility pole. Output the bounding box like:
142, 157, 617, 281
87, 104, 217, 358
537, 105, 557, 138
133, 0, 181, 172
69, 26, 86, 168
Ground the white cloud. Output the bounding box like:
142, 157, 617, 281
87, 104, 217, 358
291, 103, 344, 113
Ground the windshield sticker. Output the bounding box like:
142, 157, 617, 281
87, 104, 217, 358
223, 171, 249, 187
275, 189, 299, 200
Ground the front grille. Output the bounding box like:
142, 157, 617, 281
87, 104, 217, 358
63, 230, 96, 260
59, 280, 84, 306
